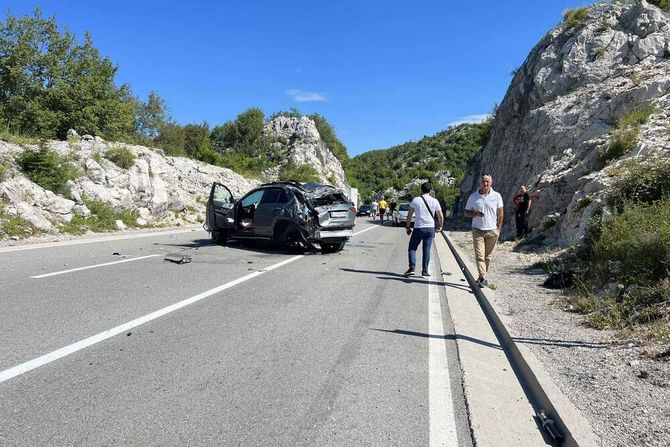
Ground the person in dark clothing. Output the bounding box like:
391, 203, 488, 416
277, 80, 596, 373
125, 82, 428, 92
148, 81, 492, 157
451, 196, 460, 226
513, 185, 531, 238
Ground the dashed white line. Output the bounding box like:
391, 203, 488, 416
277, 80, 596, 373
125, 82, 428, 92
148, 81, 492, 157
30, 254, 162, 278
428, 261, 459, 446
0, 224, 381, 384
0, 255, 304, 384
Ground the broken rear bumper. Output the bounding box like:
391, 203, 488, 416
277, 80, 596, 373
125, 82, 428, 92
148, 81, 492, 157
313, 229, 353, 240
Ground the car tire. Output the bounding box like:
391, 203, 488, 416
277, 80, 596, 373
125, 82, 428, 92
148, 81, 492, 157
211, 230, 229, 245
321, 242, 345, 253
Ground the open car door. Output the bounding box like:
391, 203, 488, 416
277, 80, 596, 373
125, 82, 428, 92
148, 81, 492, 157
205, 182, 235, 232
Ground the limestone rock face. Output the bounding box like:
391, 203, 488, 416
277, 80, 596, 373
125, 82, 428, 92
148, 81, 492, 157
460, 0, 670, 245
265, 116, 348, 187
0, 139, 259, 236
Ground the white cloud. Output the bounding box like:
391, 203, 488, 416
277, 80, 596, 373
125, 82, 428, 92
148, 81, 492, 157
448, 114, 490, 126
286, 89, 328, 103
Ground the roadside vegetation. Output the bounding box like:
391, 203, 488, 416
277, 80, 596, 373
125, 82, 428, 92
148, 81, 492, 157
61, 198, 139, 234
541, 157, 670, 343
601, 104, 656, 162
17, 146, 80, 196
103, 146, 136, 169
648, 0, 670, 12
0, 200, 36, 238
563, 7, 589, 29
278, 162, 320, 183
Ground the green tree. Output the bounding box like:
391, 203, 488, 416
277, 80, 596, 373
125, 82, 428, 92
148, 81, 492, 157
0, 9, 136, 139
135, 91, 169, 141
156, 122, 186, 156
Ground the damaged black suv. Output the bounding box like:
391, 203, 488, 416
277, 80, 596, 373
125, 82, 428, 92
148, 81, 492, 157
204, 181, 356, 253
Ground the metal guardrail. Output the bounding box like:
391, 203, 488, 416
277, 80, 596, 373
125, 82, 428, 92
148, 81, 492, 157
439, 230, 578, 447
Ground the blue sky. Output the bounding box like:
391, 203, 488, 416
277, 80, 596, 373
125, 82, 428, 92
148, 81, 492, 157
3, 0, 590, 156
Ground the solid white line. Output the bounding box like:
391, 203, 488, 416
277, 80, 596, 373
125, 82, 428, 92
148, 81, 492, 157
30, 254, 162, 279
428, 260, 459, 446
352, 225, 378, 237
0, 228, 201, 253
0, 255, 303, 384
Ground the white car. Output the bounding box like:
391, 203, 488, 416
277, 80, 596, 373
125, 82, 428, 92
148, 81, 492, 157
392, 203, 415, 227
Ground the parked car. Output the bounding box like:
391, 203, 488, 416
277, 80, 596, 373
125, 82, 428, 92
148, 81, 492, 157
392, 203, 415, 227
205, 181, 356, 253
357, 204, 372, 216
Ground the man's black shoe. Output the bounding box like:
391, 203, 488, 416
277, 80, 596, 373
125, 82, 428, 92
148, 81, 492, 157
421, 271, 430, 278
403, 269, 415, 277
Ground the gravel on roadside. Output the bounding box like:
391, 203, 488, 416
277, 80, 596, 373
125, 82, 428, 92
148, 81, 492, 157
448, 230, 670, 447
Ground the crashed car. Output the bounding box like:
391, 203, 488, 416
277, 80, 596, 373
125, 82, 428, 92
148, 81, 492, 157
204, 181, 356, 253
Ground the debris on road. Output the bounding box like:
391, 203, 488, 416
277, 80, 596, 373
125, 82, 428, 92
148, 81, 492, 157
163, 253, 192, 264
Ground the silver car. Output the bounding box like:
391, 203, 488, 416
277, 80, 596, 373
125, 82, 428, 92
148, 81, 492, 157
205, 181, 356, 253
392, 203, 415, 227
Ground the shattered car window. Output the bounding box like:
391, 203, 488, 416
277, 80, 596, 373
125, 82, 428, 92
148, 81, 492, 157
241, 190, 264, 207
213, 184, 233, 203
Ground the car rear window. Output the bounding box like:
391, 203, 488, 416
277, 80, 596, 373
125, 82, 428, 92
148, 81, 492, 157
399, 204, 409, 211
261, 188, 289, 204
310, 192, 349, 207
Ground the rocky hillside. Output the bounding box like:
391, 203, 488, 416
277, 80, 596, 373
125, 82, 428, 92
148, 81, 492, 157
0, 116, 347, 240
460, 1, 670, 245
347, 121, 492, 203
264, 116, 347, 186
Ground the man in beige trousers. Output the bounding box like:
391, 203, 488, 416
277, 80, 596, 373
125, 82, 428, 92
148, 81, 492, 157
464, 175, 504, 288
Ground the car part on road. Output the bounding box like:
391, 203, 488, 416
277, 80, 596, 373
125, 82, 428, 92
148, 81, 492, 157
164, 253, 192, 264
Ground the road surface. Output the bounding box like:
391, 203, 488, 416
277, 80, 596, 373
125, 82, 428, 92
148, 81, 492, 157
0, 220, 473, 446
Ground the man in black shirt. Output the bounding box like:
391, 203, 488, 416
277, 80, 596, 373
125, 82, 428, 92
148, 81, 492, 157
514, 185, 531, 238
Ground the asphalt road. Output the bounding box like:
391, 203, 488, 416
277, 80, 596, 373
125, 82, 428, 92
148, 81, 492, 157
0, 220, 472, 446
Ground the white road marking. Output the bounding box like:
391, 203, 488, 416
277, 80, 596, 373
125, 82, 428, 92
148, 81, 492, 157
0, 228, 200, 253
1, 224, 380, 383
30, 254, 162, 279
0, 255, 303, 384
352, 225, 378, 237
428, 260, 459, 446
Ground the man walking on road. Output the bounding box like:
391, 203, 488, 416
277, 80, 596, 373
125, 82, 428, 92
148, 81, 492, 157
404, 182, 443, 278
464, 175, 504, 288
371, 199, 378, 220
378, 196, 388, 223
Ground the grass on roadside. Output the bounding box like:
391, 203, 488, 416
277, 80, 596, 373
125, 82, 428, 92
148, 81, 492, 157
0, 200, 37, 239
60, 198, 139, 234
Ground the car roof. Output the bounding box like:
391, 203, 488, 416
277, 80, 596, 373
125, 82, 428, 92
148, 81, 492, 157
259, 181, 333, 192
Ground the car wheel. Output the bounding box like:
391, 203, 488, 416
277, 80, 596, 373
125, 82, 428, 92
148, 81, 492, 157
321, 242, 345, 253
211, 230, 229, 245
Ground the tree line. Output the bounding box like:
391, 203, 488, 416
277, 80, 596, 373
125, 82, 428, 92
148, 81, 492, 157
0, 10, 348, 180
346, 121, 493, 207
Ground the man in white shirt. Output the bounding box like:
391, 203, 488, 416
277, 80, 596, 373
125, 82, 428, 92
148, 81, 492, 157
404, 182, 444, 278
371, 200, 378, 220
464, 175, 504, 288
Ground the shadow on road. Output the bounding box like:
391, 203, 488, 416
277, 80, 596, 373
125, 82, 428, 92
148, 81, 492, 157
154, 238, 319, 256
372, 328, 502, 350
340, 268, 474, 293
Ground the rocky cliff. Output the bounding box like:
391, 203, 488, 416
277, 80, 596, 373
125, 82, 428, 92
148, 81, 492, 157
0, 138, 259, 234
264, 116, 348, 187
460, 1, 670, 245
0, 116, 347, 239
